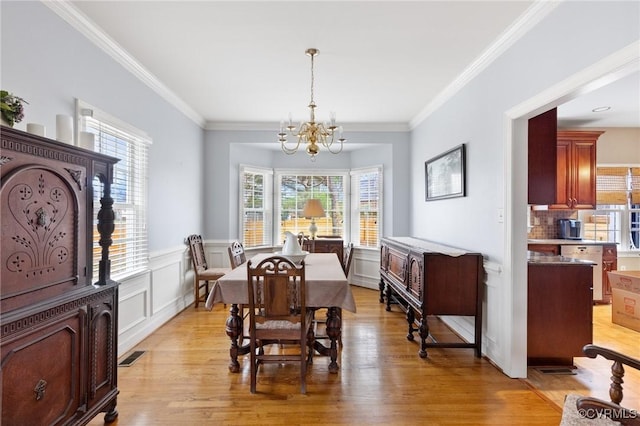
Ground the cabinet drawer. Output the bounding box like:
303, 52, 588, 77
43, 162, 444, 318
1, 309, 85, 425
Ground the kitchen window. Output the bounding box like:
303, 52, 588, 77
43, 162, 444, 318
578, 166, 640, 250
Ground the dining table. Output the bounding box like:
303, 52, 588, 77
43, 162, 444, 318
205, 252, 357, 373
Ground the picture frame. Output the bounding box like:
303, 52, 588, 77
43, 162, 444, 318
425, 143, 466, 201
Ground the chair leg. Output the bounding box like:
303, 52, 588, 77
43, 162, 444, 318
194, 276, 199, 308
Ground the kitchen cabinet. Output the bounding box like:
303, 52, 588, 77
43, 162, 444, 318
551, 130, 604, 209
527, 243, 560, 256
528, 262, 593, 366
602, 244, 618, 303
528, 108, 557, 205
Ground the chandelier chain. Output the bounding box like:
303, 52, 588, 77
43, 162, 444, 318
309, 53, 315, 106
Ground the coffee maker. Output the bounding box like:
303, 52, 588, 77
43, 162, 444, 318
558, 219, 582, 240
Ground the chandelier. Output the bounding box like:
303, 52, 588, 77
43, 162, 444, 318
278, 48, 345, 160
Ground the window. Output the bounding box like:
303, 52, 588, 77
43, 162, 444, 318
77, 100, 151, 280
275, 171, 347, 244
240, 165, 273, 248
239, 166, 383, 248
578, 166, 640, 250
351, 166, 382, 247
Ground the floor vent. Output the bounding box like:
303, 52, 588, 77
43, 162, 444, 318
535, 367, 576, 375
118, 350, 146, 367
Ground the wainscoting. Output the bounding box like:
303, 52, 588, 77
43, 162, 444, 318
115, 241, 382, 356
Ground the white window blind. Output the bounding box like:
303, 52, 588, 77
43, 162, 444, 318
350, 166, 382, 247
596, 166, 629, 205
77, 100, 151, 280
240, 165, 273, 248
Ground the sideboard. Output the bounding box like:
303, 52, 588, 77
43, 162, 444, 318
302, 237, 343, 262
1, 126, 120, 424
379, 237, 484, 358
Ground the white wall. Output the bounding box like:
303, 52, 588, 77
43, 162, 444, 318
410, 1, 639, 376
595, 127, 640, 164
1, 2, 204, 355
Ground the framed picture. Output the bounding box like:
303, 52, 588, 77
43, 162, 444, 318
425, 143, 466, 201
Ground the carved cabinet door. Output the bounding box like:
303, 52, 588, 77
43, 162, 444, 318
1, 162, 87, 312
1, 307, 85, 425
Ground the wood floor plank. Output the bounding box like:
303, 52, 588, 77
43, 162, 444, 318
89, 286, 584, 425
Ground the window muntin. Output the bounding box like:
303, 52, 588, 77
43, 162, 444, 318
578, 166, 639, 250
276, 172, 347, 244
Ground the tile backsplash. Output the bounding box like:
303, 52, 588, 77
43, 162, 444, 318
528, 210, 578, 239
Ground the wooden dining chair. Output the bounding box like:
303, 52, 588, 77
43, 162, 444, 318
246, 256, 314, 394
560, 344, 640, 425
343, 242, 354, 278
227, 241, 246, 269
187, 234, 230, 308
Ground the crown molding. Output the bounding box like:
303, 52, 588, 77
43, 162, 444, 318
409, 0, 561, 130
43, 1, 206, 128
506, 40, 640, 121
205, 121, 410, 132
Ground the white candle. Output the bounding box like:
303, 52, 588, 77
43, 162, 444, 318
79, 131, 95, 150
56, 114, 73, 143
26, 123, 46, 137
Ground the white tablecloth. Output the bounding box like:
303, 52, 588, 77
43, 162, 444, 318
205, 253, 357, 313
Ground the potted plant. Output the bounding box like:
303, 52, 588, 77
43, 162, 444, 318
1, 90, 28, 127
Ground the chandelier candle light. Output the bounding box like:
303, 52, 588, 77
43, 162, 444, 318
278, 48, 345, 160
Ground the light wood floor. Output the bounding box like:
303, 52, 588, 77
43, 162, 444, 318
524, 302, 640, 411
89, 286, 639, 425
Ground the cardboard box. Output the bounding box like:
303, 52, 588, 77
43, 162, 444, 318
608, 271, 640, 332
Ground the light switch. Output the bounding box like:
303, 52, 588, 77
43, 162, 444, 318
497, 208, 504, 223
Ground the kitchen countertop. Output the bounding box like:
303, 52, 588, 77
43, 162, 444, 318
528, 239, 617, 245
527, 251, 596, 265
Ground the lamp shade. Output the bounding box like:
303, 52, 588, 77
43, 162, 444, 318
302, 199, 325, 218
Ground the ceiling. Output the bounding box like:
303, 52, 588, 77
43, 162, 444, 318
66, 1, 639, 130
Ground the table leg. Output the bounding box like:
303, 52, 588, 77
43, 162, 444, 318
312, 307, 342, 373
325, 307, 341, 373
225, 304, 242, 373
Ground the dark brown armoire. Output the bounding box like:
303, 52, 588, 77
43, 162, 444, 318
1, 126, 120, 425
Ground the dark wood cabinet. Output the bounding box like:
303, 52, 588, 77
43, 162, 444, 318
379, 237, 484, 358
302, 238, 343, 262
1, 126, 120, 425
528, 263, 593, 365
552, 130, 603, 210
528, 108, 557, 205
601, 244, 618, 304
527, 243, 560, 256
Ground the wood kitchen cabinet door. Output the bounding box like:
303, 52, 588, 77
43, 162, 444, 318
551, 131, 603, 210
528, 108, 557, 205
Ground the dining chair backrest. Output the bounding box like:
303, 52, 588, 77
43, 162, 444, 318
343, 242, 354, 277
187, 234, 208, 272
186, 234, 230, 308
246, 255, 311, 393
227, 241, 246, 269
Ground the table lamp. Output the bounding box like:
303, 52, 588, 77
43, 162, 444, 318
302, 199, 325, 239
